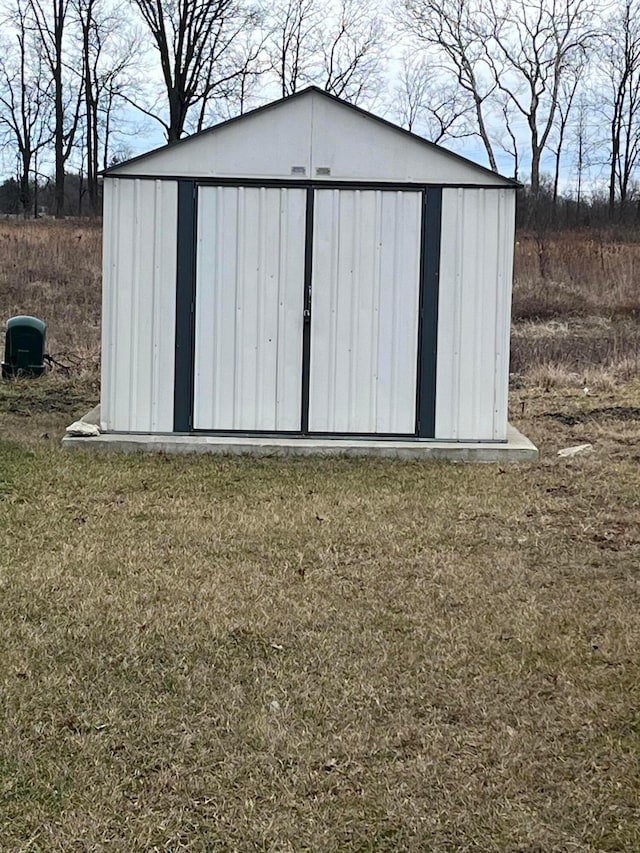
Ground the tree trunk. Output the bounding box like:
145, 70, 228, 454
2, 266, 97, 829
19, 150, 31, 217
55, 78, 64, 217
609, 126, 620, 217
473, 92, 497, 171
168, 89, 183, 141
83, 9, 97, 216
54, 0, 65, 219
530, 139, 542, 196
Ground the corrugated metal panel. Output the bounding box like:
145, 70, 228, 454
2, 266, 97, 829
111, 91, 513, 187
101, 178, 177, 432
309, 189, 421, 434
435, 188, 515, 441
193, 186, 306, 431
310, 94, 510, 186
113, 95, 313, 180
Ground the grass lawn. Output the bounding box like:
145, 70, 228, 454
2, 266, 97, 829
2, 221, 640, 849
1, 374, 640, 851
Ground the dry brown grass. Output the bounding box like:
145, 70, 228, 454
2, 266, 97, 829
1, 221, 640, 851
0, 219, 102, 371
513, 231, 640, 322
2, 393, 640, 851
1, 221, 639, 384
509, 317, 640, 379
511, 232, 640, 381
1, 221, 639, 382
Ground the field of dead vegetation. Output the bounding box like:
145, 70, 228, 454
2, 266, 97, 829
0, 220, 639, 851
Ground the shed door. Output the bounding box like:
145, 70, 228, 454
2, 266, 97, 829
308, 190, 422, 434
193, 186, 307, 431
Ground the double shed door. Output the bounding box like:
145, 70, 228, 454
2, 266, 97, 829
193, 185, 423, 435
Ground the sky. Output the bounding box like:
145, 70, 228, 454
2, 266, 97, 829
0, 28, 606, 200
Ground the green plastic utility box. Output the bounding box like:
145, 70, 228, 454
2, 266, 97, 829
2, 316, 47, 378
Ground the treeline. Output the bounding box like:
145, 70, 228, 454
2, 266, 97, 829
4, 174, 640, 233
0, 174, 95, 217
0, 0, 639, 223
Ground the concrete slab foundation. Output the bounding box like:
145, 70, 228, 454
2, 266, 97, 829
63, 416, 538, 462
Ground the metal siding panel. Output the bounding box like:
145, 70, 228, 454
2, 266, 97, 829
100, 179, 115, 431
460, 190, 496, 440
238, 189, 256, 423
280, 190, 308, 428
132, 180, 154, 430
309, 189, 421, 434
193, 186, 306, 431
112, 179, 136, 431
477, 191, 501, 439
101, 178, 177, 433
114, 96, 313, 180
129, 180, 178, 432
194, 186, 230, 428
173, 180, 197, 432
434, 189, 459, 439
310, 93, 511, 186
153, 180, 178, 431
218, 188, 239, 425
112, 93, 513, 187
473, 190, 500, 438
307, 190, 334, 430
417, 188, 443, 438
493, 191, 515, 440
435, 188, 514, 441
386, 192, 422, 433
455, 190, 479, 439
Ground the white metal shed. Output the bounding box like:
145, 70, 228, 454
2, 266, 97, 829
99, 87, 523, 450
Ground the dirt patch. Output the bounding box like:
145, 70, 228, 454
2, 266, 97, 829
0, 374, 98, 417
542, 406, 640, 426
510, 316, 640, 375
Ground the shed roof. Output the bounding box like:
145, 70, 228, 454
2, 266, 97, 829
106, 87, 517, 187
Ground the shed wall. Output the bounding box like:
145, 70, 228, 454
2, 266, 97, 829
110, 91, 512, 188
101, 178, 177, 432
434, 188, 515, 441
100, 178, 516, 441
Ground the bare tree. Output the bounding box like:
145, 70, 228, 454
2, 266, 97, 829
394, 50, 475, 141
75, 0, 99, 213
128, 0, 257, 141
402, 0, 498, 170
225, 26, 270, 116
600, 0, 640, 214
478, 0, 598, 195
267, 0, 318, 96
497, 96, 520, 179
193, 8, 266, 128
551, 69, 582, 206
26, 0, 83, 217
73, 0, 139, 214
395, 51, 430, 132
319, 0, 385, 103
0, 0, 54, 215
571, 94, 590, 215
264, 0, 384, 104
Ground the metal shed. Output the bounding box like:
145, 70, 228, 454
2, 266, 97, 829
93, 87, 536, 459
